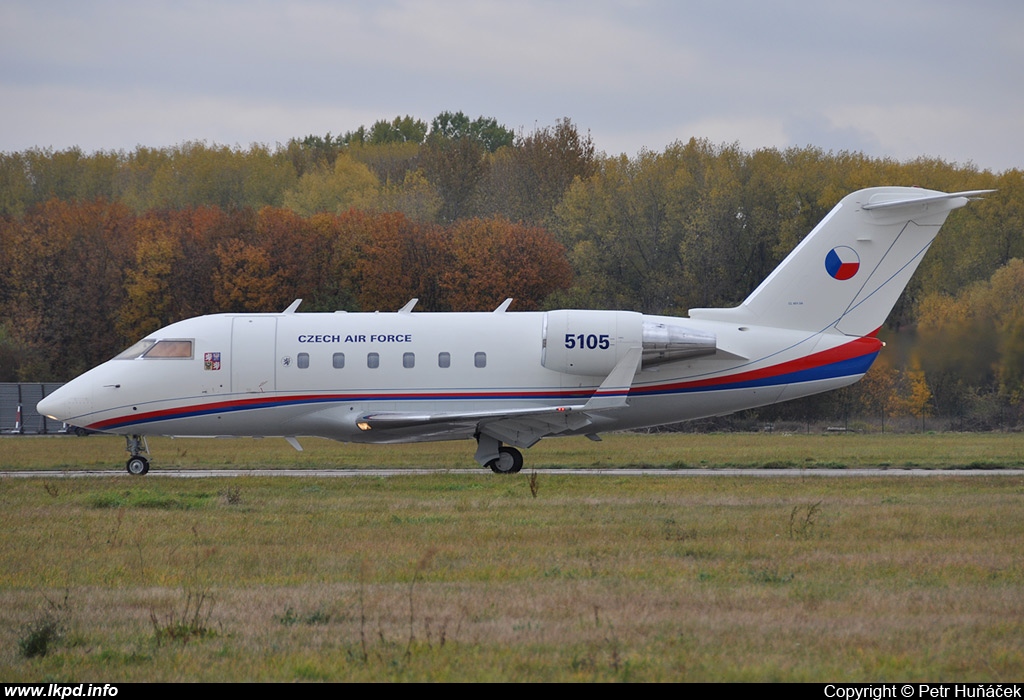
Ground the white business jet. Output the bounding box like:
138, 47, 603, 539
37, 187, 991, 474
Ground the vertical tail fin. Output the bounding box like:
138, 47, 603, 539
688, 187, 993, 336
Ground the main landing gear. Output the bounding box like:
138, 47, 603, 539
474, 433, 524, 473
487, 446, 524, 474
124, 434, 150, 475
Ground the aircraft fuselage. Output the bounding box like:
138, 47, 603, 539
41, 308, 877, 443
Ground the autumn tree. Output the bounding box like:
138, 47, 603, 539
282, 152, 379, 216
916, 258, 1024, 419
348, 211, 442, 311
212, 239, 283, 312
420, 135, 487, 223
420, 112, 516, 222
117, 214, 186, 340
475, 118, 597, 225
856, 358, 902, 431
3, 199, 134, 378
436, 218, 573, 311
900, 356, 935, 431
116, 206, 250, 341
551, 143, 703, 313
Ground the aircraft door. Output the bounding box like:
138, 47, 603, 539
231, 317, 277, 394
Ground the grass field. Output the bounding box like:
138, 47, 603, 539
1, 432, 1023, 681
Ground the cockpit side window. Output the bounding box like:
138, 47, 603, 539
114, 339, 156, 360
115, 339, 193, 360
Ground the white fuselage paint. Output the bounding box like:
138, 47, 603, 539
40, 309, 874, 443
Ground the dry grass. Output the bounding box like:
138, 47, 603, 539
1, 455, 1023, 680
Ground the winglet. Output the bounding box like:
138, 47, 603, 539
583, 347, 642, 411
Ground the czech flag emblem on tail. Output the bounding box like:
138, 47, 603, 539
825, 246, 860, 280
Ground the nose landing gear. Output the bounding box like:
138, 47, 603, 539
125, 435, 150, 475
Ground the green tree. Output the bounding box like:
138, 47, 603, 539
367, 115, 428, 145
0, 152, 31, 217
429, 111, 514, 153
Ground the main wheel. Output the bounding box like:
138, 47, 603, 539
487, 446, 523, 474
126, 456, 150, 475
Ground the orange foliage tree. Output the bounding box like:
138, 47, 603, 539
2, 199, 135, 378
437, 218, 573, 311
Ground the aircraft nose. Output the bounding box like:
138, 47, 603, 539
37, 386, 90, 423
36, 391, 66, 421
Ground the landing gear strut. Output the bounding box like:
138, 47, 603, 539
124, 434, 150, 475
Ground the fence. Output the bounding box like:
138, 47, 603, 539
0, 383, 67, 434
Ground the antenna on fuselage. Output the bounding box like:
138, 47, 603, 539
283, 299, 302, 314
493, 298, 513, 313
398, 299, 418, 314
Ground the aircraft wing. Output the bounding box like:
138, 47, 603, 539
356, 347, 643, 447
358, 404, 593, 447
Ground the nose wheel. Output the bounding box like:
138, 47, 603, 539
124, 434, 151, 475
126, 455, 150, 475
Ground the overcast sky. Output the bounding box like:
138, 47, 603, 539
2, 0, 1021, 172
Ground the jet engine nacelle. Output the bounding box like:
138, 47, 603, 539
542, 310, 716, 376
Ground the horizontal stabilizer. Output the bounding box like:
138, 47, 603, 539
861, 189, 994, 211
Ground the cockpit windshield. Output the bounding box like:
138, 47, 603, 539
114, 339, 193, 360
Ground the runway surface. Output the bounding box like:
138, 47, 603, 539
4, 468, 1024, 478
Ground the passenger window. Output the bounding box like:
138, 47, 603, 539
474, 352, 487, 368
367, 352, 379, 369
403, 352, 415, 369
438, 352, 451, 368
333, 353, 345, 369
297, 352, 309, 369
